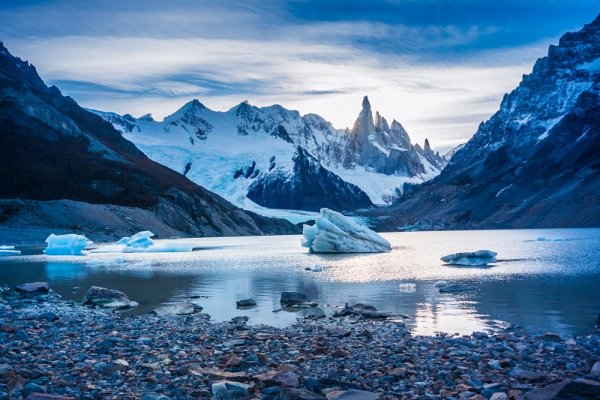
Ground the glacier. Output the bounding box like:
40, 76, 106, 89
302, 208, 391, 253
44, 234, 93, 256
441, 250, 497, 266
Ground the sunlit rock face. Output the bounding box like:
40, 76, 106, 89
302, 208, 391, 253
371, 15, 600, 230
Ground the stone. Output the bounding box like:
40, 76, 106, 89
15, 282, 50, 295
591, 361, 600, 377
300, 307, 326, 319
152, 301, 196, 316
280, 292, 309, 306
211, 380, 252, 399
520, 378, 600, 399
82, 286, 138, 309
326, 389, 380, 399
256, 369, 300, 387
22, 382, 45, 398
279, 387, 325, 400
489, 393, 508, 400
535, 332, 563, 342
25, 395, 75, 400
509, 368, 543, 381
236, 298, 257, 307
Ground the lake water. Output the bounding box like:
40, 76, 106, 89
1, 228, 599, 336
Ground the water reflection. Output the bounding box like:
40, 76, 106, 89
0, 228, 599, 336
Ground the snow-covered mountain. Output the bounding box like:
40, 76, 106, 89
371, 14, 600, 230
93, 97, 444, 220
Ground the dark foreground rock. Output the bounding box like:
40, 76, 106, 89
82, 286, 139, 309
0, 287, 599, 399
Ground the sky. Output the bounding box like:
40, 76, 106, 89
0, 1, 598, 151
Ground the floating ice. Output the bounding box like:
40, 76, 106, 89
399, 283, 416, 293
92, 231, 197, 253
123, 231, 154, 249
0, 245, 20, 256
305, 265, 323, 272
434, 281, 449, 288
302, 208, 391, 253
44, 234, 93, 256
536, 236, 565, 242
441, 250, 497, 266
85, 257, 127, 267
122, 242, 197, 253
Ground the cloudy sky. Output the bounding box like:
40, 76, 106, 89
1, 1, 598, 150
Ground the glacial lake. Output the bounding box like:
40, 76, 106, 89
1, 228, 599, 336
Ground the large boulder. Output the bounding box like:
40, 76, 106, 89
519, 378, 600, 399
82, 286, 138, 309
280, 292, 309, 306
302, 208, 391, 253
15, 282, 50, 295
441, 250, 497, 266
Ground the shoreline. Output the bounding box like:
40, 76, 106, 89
1, 285, 599, 399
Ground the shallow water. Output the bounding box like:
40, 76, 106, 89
1, 228, 599, 336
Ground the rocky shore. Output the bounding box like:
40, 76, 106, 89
1, 284, 599, 400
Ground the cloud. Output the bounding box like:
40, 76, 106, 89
1, 0, 590, 150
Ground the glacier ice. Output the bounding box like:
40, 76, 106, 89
301, 208, 391, 253
44, 234, 93, 256
122, 231, 155, 248
92, 231, 197, 253
122, 242, 198, 253
0, 245, 20, 256
441, 250, 497, 266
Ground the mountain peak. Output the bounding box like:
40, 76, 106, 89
182, 99, 205, 111
362, 96, 371, 111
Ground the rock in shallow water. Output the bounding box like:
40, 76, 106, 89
281, 292, 309, 306
441, 250, 497, 266
152, 301, 198, 316
15, 282, 49, 295
82, 286, 138, 309
236, 298, 257, 307
301, 208, 391, 253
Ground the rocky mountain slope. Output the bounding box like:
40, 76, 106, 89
371, 15, 600, 230
0, 42, 299, 241
93, 96, 444, 219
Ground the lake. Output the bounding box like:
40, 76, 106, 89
1, 228, 599, 336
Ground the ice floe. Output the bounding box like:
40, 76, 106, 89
44, 234, 93, 256
91, 231, 198, 253
441, 250, 497, 266
0, 245, 20, 256
301, 208, 391, 253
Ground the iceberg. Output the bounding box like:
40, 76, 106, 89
92, 231, 197, 253
0, 245, 20, 256
441, 250, 497, 266
44, 234, 93, 256
302, 208, 391, 253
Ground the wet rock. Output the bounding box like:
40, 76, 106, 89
332, 303, 387, 319
535, 332, 563, 342
15, 282, 49, 295
82, 286, 138, 309
519, 378, 600, 399
300, 307, 326, 319
211, 380, 252, 399
152, 301, 197, 316
279, 387, 325, 400
591, 361, 600, 377
326, 389, 380, 400
281, 292, 309, 306
256, 369, 300, 387
509, 368, 543, 381
22, 382, 45, 398
236, 298, 256, 307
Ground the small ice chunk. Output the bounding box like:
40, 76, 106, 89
0, 245, 20, 256
44, 234, 93, 256
125, 231, 154, 248
305, 265, 323, 272
301, 208, 391, 253
85, 257, 127, 267
536, 236, 565, 242
122, 242, 197, 253
434, 281, 449, 288
441, 250, 497, 266
399, 283, 416, 293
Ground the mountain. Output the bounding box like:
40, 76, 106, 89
0, 42, 299, 241
370, 15, 600, 230
93, 96, 444, 220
